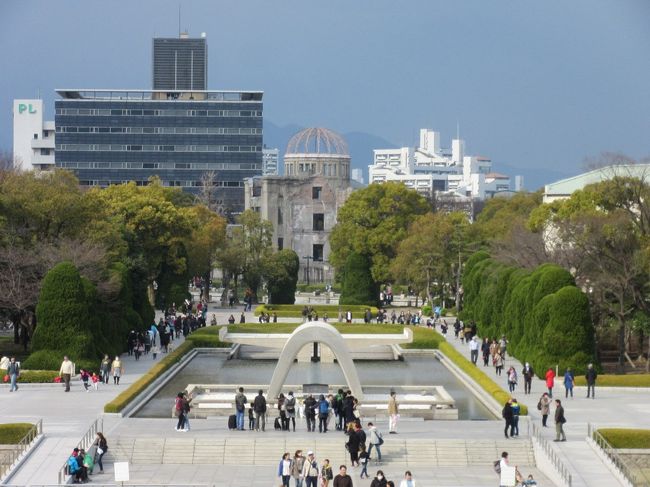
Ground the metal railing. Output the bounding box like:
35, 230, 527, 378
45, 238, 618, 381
0, 420, 43, 482
57, 417, 103, 484
531, 422, 572, 487
588, 423, 650, 487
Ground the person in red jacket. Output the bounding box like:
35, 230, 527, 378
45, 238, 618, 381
545, 367, 556, 398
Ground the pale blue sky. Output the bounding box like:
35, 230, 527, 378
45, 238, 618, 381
1, 0, 649, 185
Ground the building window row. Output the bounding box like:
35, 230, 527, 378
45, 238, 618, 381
58, 162, 260, 170
56, 108, 262, 117
56, 126, 262, 135
56, 144, 262, 153
79, 179, 246, 188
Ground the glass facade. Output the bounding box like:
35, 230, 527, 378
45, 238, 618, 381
55, 90, 263, 214
153, 37, 207, 91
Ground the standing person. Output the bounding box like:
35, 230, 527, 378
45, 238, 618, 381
335, 389, 345, 431
586, 363, 598, 399
333, 465, 353, 487
321, 459, 333, 487
563, 368, 575, 398
94, 432, 108, 473
278, 393, 288, 431
369, 470, 387, 487
469, 336, 479, 365
182, 392, 192, 431
302, 451, 319, 487
304, 394, 317, 432
481, 338, 491, 366
367, 422, 383, 464
539, 392, 551, 427
174, 392, 186, 431
345, 310, 352, 323
387, 391, 399, 434
346, 425, 361, 467
502, 399, 514, 439
278, 452, 293, 487
234, 387, 248, 431
507, 366, 518, 393
554, 399, 566, 442
522, 363, 534, 395
510, 398, 520, 437
7, 357, 20, 392
545, 367, 556, 398
253, 389, 267, 432
499, 335, 508, 360
111, 356, 123, 385
100, 355, 111, 384
399, 471, 416, 487
59, 356, 74, 392
240, 311, 246, 323
318, 394, 330, 433
285, 391, 297, 432
292, 450, 306, 487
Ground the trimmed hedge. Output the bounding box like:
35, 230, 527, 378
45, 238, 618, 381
340, 252, 378, 306
598, 429, 650, 449
103, 330, 229, 413
254, 304, 379, 319
0, 423, 35, 444
0, 369, 59, 383
438, 341, 528, 415
574, 374, 650, 387
461, 252, 596, 376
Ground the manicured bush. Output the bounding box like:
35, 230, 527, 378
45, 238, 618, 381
597, 429, 650, 448
0, 423, 35, 444
265, 249, 300, 304
22, 350, 63, 371
31, 262, 96, 360
0, 369, 59, 383
574, 374, 650, 387
340, 253, 378, 306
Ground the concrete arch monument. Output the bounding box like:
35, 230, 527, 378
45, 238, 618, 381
267, 321, 364, 400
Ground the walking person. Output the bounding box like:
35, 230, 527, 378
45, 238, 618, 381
539, 392, 550, 427
469, 336, 479, 365
399, 471, 416, 487
502, 399, 514, 439
7, 357, 19, 392
59, 355, 74, 392
285, 391, 297, 432
278, 452, 293, 487
563, 368, 575, 398
321, 459, 334, 487
494, 350, 504, 376
234, 387, 247, 431
302, 451, 319, 487
522, 362, 534, 395
586, 363, 598, 399
253, 389, 267, 432
333, 465, 353, 487
278, 393, 288, 431
318, 394, 330, 433
111, 356, 123, 385
346, 426, 361, 467
359, 445, 370, 479
481, 338, 491, 366
94, 432, 108, 473
387, 391, 399, 434
367, 422, 383, 464
292, 450, 306, 487
554, 399, 567, 441
507, 366, 518, 393
545, 367, 555, 398
370, 470, 387, 487
174, 392, 186, 432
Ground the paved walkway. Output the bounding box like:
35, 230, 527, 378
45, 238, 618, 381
440, 319, 650, 487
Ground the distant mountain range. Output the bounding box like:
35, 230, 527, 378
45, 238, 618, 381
264, 120, 570, 190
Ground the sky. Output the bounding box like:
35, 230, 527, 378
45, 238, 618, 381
1, 0, 649, 186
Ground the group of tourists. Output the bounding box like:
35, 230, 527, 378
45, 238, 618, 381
278, 451, 416, 487
56, 355, 123, 392
65, 432, 108, 483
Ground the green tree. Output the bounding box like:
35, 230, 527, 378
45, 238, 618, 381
30, 261, 96, 362
264, 249, 300, 304
330, 182, 429, 284
340, 252, 378, 306
235, 210, 273, 300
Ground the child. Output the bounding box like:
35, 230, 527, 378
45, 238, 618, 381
80, 369, 90, 392
359, 445, 369, 479
248, 402, 255, 430
91, 372, 100, 391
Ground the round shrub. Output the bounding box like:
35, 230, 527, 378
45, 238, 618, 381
22, 350, 63, 370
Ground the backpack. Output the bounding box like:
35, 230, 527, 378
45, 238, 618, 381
537, 400, 542, 411
319, 401, 329, 414
494, 460, 501, 475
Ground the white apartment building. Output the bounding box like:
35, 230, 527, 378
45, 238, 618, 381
369, 128, 515, 199
262, 147, 279, 176
12, 99, 55, 171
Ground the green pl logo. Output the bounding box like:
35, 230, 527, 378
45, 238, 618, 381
18, 103, 37, 114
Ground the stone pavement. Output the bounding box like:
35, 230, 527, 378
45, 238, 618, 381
440, 319, 650, 487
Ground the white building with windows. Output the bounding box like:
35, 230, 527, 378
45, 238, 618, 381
369, 128, 516, 199
12, 99, 55, 171
262, 147, 279, 175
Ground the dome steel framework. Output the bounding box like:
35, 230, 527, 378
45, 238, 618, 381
285, 127, 349, 156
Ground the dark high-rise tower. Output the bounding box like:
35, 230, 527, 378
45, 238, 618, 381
152, 33, 207, 90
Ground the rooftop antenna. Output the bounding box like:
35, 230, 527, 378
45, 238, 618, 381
456, 121, 460, 140
178, 4, 181, 37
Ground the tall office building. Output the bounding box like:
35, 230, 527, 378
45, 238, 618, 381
55, 89, 263, 214
12, 99, 55, 171
153, 33, 207, 91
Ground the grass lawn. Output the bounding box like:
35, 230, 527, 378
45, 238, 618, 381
574, 374, 650, 387
598, 429, 650, 448
0, 423, 35, 444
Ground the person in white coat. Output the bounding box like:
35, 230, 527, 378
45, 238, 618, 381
399, 470, 416, 487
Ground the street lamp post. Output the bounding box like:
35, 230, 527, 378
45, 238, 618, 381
303, 256, 313, 285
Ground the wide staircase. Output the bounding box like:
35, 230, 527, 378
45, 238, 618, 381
110, 437, 535, 468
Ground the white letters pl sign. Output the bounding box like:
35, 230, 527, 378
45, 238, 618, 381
114, 461, 130, 482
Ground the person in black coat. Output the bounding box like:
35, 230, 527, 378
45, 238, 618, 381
304, 394, 317, 432
347, 428, 361, 466
502, 399, 514, 439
